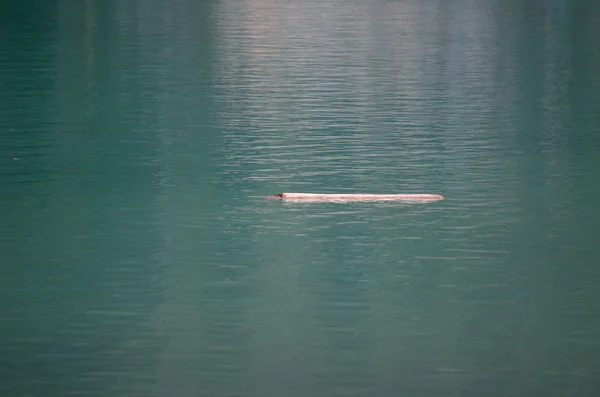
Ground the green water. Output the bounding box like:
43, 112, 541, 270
1, 1, 600, 396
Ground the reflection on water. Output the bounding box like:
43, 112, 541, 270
1, 0, 600, 396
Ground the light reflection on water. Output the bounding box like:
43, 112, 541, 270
1, 0, 600, 396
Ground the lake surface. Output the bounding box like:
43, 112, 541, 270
1, 0, 600, 396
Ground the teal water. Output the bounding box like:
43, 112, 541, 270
2, 1, 600, 396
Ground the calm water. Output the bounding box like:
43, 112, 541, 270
1, 0, 600, 396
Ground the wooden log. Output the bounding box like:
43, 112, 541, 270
266, 193, 444, 202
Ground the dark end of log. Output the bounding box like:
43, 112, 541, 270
266, 193, 284, 200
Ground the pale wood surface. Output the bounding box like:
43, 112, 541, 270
266, 193, 444, 202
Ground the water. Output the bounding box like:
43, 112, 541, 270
1, 0, 600, 396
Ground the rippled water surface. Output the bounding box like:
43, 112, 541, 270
2, 1, 600, 396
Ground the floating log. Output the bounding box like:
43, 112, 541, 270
266, 193, 444, 202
